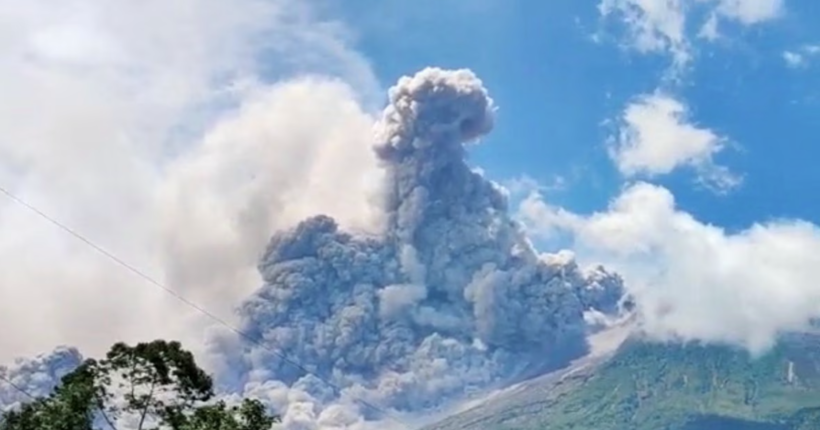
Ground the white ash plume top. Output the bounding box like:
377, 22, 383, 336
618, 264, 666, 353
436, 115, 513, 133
207, 68, 629, 428
374, 67, 495, 160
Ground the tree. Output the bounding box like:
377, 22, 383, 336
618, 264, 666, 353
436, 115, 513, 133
0, 363, 98, 430
181, 399, 277, 430
1, 340, 279, 430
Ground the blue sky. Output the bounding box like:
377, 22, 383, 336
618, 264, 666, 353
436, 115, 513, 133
335, 0, 819, 232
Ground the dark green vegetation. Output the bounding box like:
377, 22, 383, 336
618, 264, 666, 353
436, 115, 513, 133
0, 340, 279, 430
427, 333, 820, 430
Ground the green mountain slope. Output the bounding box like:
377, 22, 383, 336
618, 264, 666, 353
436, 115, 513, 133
425, 333, 820, 430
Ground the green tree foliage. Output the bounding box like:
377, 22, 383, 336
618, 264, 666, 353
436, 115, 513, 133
0, 340, 279, 430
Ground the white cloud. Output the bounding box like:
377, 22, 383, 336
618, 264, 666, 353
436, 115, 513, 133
599, 0, 785, 65
783, 44, 820, 68
599, 0, 690, 65
518, 183, 820, 354
608, 92, 741, 192
710, 0, 785, 24
0, 0, 382, 363
783, 50, 806, 67
502, 174, 567, 198
158, 78, 383, 317
697, 13, 721, 41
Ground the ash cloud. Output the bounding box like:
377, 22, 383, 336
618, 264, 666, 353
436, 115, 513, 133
205, 68, 628, 428
0, 347, 82, 413
0, 68, 627, 429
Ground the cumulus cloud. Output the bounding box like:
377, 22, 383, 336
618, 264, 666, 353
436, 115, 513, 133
0, 0, 380, 363
518, 182, 820, 354
157, 78, 383, 317
599, 0, 785, 66
608, 92, 741, 192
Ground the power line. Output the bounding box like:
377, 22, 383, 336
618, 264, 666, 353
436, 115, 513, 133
0, 185, 406, 427
0, 373, 34, 428
1, 371, 118, 429
0, 373, 36, 426
0, 374, 36, 401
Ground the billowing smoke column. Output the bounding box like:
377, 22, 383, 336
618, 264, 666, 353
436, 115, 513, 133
0, 68, 627, 429
208, 68, 628, 429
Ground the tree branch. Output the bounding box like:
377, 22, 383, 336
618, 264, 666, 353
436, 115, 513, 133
137, 380, 156, 430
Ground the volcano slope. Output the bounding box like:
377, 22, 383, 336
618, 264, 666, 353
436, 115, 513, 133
424, 332, 820, 430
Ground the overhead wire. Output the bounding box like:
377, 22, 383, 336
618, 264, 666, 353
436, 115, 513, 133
0, 185, 407, 428
0, 373, 35, 426
0, 372, 120, 429
0, 374, 36, 401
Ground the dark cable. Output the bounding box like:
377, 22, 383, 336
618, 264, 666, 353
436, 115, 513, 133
0, 185, 404, 426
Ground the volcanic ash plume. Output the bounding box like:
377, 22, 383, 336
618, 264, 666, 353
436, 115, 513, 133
0, 347, 82, 413
206, 68, 629, 429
